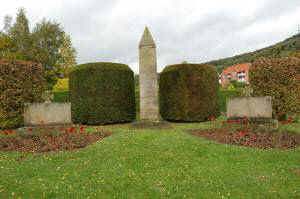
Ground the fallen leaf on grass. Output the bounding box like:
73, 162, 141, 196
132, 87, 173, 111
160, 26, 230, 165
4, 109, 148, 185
291, 169, 300, 176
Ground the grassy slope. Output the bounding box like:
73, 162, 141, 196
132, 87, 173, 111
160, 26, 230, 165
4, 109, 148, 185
0, 122, 300, 198
205, 33, 300, 71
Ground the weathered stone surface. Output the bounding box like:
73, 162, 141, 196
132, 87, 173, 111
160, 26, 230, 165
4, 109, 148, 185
227, 96, 272, 118
24, 103, 72, 126
139, 27, 159, 121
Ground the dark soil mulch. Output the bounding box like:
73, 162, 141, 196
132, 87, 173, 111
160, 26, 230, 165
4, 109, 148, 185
0, 129, 111, 153
189, 128, 300, 149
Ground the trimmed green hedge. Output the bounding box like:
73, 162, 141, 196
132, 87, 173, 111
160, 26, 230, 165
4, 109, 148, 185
159, 64, 219, 122
69, 62, 136, 125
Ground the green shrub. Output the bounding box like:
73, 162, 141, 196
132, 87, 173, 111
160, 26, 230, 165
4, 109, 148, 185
217, 89, 241, 113
53, 78, 69, 92
159, 63, 219, 122
249, 57, 300, 118
69, 62, 136, 125
229, 80, 247, 89
134, 75, 140, 115
53, 91, 70, 103
0, 60, 46, 129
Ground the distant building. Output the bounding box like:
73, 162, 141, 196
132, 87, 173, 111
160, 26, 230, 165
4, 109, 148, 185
219, 63, 251, 87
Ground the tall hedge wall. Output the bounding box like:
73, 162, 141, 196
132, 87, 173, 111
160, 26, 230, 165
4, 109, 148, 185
249, 57, 300, 118
69, 62, 136, 125
159, 64, 219, 122
0, 60, 46, 129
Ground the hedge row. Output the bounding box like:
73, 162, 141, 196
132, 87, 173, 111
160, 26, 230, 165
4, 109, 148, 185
69, 62, 136, 125
0, 60, 46, 129
52, 86, 234, 116
249, 57, 300, 118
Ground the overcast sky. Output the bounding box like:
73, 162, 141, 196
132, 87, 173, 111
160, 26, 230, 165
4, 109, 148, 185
1, 0, 300, 73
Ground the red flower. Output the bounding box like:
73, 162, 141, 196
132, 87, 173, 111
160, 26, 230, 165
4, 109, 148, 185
239, 131, 247, 137
68, 127, 75, 133
80, 127, 84, 133
287, 117, 293, 123
3, 129, 13, 135
208, 116, 215, 121
28, 128, 33, 132
242, 116, 249, 124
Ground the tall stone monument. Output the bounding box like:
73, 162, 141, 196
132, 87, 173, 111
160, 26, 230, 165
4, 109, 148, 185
139, 27, 159, 121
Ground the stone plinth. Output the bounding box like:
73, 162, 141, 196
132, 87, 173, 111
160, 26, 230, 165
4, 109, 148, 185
24, 103, 72, 126
227, 96, 272, 119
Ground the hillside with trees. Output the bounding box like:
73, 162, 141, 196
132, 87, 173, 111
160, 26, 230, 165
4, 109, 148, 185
205, 33, 300, 72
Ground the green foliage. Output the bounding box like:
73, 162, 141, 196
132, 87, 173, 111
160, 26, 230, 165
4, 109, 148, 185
69, 62, 136, 125
0, 60, 46, 129
134, 75, 140, 115
52, 78, 70, 102
1, 8, 76, 90
159, 64, 219, 122
57, 34, 77, 77
206, 33, 300, 69
230, 80, 247, 89
217, 89, 241, 113
8, 7, 31, 58
226, 83, 236, 91
30, 19, 65, 90
52, 91, 70, 103
0, 33, 24, 60
53, 78, 69, 92
289, 51, 300, 59
249, 57, 300, 118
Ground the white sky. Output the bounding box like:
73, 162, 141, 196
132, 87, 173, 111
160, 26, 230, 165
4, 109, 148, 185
1, 0, 300, 73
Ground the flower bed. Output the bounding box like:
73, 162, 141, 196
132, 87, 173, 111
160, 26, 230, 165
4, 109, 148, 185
0, 126, 111, 153
189, 119, 300, 149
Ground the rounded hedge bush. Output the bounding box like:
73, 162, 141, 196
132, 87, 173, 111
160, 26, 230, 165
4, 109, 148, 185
69, 62, 136, 124
159, 63, 219, 122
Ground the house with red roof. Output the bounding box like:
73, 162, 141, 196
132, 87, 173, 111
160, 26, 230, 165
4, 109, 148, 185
219, 63, 251, 87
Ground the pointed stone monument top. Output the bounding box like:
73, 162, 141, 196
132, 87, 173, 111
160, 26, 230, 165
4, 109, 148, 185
139, 27, 156, 48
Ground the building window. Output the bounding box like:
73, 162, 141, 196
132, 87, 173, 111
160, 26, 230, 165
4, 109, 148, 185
226, 74, 232, 80
238, 77, 246, 82
237, 71, 246, 82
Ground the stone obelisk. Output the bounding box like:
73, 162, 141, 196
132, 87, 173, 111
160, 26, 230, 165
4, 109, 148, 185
139, 27, 159, 121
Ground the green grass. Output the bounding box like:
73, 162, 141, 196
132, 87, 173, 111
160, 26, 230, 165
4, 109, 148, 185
278, 122, 300, 133
1, 121, 300, 198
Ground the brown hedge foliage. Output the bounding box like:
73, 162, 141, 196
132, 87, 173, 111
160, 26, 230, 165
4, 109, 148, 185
249, 57, 300, 118
159, 64, 219, 122
0, 60, 46, 129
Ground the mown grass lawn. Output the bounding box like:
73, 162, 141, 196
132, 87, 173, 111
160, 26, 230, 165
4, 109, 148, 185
0, 121, 300, 198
